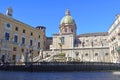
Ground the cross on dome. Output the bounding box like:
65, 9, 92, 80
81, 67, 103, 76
65, 9, 70, 16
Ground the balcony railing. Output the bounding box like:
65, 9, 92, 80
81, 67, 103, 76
20, 43, 26, 47
29, 45, 34, 48
0, 39, 41, 50
12, 42, 19, 45
0, 39, 11, 48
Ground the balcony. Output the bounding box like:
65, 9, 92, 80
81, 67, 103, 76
0, 39, 11, 50
29, 45, 34, 48
12, 42, 19, 45
20, 43, 26, 47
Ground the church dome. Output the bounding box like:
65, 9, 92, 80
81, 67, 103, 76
60, 9, 76, 25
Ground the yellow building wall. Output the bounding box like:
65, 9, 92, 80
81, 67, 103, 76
0, 13, 46, 62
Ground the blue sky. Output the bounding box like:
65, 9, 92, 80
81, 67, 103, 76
0, 0, 120, 37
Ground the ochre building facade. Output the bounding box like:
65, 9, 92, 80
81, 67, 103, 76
0, 7, 46, 63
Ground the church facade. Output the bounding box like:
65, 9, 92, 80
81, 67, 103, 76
43, 10, 120, 63
44, 9, 110, 62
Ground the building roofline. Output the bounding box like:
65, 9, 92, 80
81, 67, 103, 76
0, 12, 37, 30
77, 32, 108, 37
47, 37, 52, 39
53, 33, 73, 36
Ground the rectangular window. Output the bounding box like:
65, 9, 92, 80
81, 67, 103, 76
14, 35, 18, 43
74, 40, 77, 44
30, 40, 33, 46
15, 27, 18, 31
39, 35, 40, 38
5, 32, 10, 40
91, 41, 93, 47
61, 37, 65, 44
38, 42, 40, 48
12, 55, 16, 60
31, 32, 33, 36
22, 37, 25, 44
21, 48, 24, 53
13, 47, 17, 51
23, 29, 25, 33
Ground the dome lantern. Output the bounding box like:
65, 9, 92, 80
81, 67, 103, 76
60, 9, 76, 25
65, 9, 70, 16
